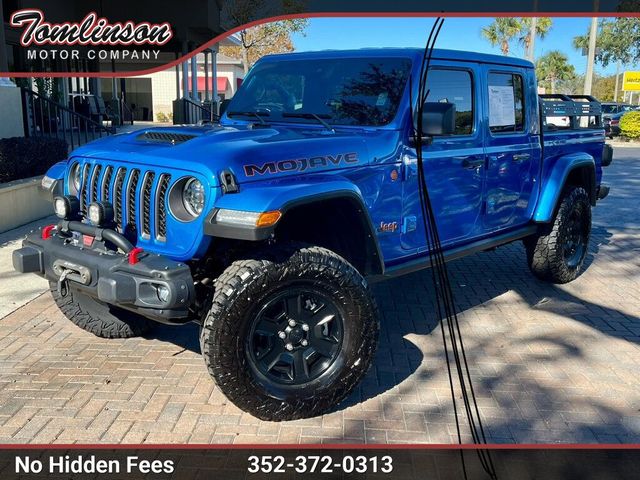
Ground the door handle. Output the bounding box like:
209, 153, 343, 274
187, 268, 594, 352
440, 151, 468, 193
458, 156, 484, 170
512, 153, 531, 163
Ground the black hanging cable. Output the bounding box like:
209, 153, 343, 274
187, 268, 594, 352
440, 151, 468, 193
411, 18, 498, 480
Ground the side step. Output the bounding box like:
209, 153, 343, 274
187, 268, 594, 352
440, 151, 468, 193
370, 225, 537, 282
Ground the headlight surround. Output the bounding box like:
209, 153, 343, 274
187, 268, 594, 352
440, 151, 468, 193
182, 178, 205, 217
69, 163, 82, 195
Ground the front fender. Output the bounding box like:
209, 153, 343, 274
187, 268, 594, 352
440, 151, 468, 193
533, 153, 595, 223
204, 175, 368, 240
39, 161, 67, 201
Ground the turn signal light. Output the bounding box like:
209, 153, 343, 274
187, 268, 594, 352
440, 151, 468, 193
256, 210, 282, 227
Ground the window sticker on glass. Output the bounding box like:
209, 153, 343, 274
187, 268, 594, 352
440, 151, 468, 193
489, 85, 516, 127
376, 92, 388, 106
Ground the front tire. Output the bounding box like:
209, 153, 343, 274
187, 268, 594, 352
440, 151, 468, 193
524, 186, 591, 284
200, 244, 380, 421
50, 282, 152, 338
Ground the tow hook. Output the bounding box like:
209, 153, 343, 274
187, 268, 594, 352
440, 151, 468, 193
57, 269, 70, 298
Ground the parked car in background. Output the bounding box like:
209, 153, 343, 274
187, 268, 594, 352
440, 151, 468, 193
605, 106, 640, 138
602, 103, 635, 137
606, 111, 624, 137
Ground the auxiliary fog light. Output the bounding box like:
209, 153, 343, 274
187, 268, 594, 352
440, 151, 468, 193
214, 209, 282, 228
155, 284, 170, 303
53, 195, 80, 220
87, 202, 115, 227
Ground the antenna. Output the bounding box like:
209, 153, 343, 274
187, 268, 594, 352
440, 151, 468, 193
412, 18, 498, 480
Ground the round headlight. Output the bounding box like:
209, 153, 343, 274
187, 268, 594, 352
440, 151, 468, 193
69, 163, 82, 194
182, 178, 205, 217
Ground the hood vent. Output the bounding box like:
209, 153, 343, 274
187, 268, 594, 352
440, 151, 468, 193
136, 131, 197, 145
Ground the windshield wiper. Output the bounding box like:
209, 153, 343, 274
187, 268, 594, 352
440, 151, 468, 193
227, 110, 269, 125
282, 112, 335, 133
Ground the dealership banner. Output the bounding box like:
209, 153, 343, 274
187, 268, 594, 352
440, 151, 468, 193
0, 0, 639, 76
0, 446, 638, 479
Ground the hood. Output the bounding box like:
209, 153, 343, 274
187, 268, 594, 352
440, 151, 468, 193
69, 124, 388, 187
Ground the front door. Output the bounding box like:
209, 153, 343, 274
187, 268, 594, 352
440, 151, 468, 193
401, 66, 485, 252
483, 68, 542, 231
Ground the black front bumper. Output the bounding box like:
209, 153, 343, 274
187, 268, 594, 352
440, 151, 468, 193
13, 225, 195, 324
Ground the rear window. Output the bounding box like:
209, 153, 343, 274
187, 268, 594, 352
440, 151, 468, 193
488, 72, 525, 134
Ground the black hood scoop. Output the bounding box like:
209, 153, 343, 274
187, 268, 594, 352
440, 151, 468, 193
135, 131, 197, 145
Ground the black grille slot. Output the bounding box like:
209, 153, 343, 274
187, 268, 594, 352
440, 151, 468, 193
136, 131, 196, 144
126, 169, 140, 232
141, 171, 155, 238
79, 164, 91, 215
101, 166, 113, 202
113, 167, 127, 227
156, 174, 171, 241
90, 164, 102, 203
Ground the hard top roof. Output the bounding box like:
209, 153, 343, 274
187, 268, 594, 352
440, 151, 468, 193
260, 48, 534, 69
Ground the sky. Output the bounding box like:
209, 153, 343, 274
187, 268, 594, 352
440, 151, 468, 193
290, 17, 630, 77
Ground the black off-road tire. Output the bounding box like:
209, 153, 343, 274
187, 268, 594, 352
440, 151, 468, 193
200, 244, 380, 421
50, 282, 152, 338
524, 186, 592, 284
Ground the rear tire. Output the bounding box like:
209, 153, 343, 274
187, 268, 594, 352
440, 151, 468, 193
50, 282, 152, 338
524, 186, 591, 284
200, 244, 380, 421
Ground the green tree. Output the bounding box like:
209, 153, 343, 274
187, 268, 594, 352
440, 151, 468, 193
592, 75, 617, 101
573, 18, 640, 67
482, 18, 523, 55
220, 0, 308, 73
220, 21, 307, 74
536, 51, 576, 94
518, 17, 553, 53
483, 17, 553, 57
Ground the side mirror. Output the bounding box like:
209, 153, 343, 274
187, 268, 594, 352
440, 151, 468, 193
418, 102, 456, 136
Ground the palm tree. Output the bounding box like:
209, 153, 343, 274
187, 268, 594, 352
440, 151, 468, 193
519, 17, 553, 54
482, 18, 523, 56
536, 51, 576, 94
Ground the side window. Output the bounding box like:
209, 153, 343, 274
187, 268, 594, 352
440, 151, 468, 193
424, 69, 474, 135
488, 72, 525, 133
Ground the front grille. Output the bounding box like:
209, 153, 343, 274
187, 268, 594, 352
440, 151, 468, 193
78, 162, 172, 243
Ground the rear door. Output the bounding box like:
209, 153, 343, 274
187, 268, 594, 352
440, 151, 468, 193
401, 64, 485, 252
482, 67, 542, 231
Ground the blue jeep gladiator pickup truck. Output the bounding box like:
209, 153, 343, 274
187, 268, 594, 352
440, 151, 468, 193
13, 48, 612, 420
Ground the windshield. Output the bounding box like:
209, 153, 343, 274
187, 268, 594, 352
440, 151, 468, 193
226, 57, 412, 127
601, 104, 618, 114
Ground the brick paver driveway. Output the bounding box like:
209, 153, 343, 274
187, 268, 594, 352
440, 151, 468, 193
1, 147, 639, 445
